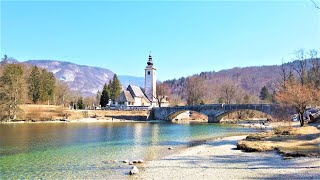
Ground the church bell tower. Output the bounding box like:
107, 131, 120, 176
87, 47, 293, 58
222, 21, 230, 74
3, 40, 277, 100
144, 53, 157, 104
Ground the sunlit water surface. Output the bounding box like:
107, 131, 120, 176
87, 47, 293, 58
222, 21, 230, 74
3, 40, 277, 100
0, 122, 258, 179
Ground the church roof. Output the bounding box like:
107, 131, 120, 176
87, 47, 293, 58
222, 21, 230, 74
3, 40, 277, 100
127, 85, 150, 102
115, 90, 135, 103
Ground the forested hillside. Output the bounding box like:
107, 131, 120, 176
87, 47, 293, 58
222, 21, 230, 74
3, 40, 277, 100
164, 57, 320, 105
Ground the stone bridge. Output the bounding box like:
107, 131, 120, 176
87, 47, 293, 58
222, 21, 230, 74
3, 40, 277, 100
150, 104, 273, 123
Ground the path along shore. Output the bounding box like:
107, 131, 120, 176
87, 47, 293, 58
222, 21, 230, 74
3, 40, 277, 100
133, 135, 320, 180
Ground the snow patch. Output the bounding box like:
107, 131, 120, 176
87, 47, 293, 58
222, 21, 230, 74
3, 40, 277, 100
62, 70, 75, 82
104, 73, 109, 79
51, 68, 61, 74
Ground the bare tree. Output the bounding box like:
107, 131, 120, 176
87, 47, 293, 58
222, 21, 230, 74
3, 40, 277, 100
169, 94, 185, 106
155, 83, 170, 107
275, 82, 319, 126
311, 0, 320, 9
83, 96, 95, 110
219, 79, 242, 104
293, 49, 308, 86
55, 81, 71, 106
185, 76, 206, 105
279, 59, 294, 89
308, 49, 320, 89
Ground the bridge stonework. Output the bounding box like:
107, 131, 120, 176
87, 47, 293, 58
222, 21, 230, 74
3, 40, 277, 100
151, 104, 273, 123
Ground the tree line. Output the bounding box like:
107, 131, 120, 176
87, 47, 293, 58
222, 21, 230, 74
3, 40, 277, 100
98, 74, 121, 107
158, 49, 320, 126
0, 56, 119, 121
0, 57, 56, 121
275, 49, 320, 126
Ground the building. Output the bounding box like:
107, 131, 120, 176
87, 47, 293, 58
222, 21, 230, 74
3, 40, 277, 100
115, 54, 169, 108
144, 54, 157, 106
115, 85, 150, 107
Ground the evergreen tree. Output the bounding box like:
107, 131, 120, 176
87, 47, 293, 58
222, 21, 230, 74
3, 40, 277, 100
259, 86, 271, 101
77, 97, 85, 109
0, 64, 25, 121
28, 66, 41, 103
110, 74, 121, 102
1, 55, 8, 64
100, 83, 110, 107
107, 79, 113, 92
39, 69, 56, 104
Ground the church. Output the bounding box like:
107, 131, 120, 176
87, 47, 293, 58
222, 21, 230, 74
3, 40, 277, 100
115, 54, 169, 108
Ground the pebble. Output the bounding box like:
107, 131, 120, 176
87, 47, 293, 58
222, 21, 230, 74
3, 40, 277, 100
129, 166, 139, 175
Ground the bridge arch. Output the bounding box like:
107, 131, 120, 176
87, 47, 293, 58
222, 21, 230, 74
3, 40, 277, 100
151, 104, 274, 123
167, 110, 208, 123
215, 109, 273, 122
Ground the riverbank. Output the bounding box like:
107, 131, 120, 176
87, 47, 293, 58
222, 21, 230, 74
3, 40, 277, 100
0, 117, 151, 123
12, 104, 149, 122
133, 135, 320, 179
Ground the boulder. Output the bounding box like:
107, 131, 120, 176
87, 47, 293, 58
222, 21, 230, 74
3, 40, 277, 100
129, 166, 139, 175
129, 161, 133, 165
138, 159, 144, 163
122, 160, 129, 163
168, 147, 173, 150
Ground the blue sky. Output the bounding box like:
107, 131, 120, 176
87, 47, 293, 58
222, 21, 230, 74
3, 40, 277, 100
1, 1, 319, 81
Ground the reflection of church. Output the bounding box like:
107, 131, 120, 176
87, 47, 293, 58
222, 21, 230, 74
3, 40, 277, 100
115, 54, 169, 108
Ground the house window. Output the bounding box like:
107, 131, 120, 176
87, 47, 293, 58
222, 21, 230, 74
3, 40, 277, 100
148, 71, 150, 75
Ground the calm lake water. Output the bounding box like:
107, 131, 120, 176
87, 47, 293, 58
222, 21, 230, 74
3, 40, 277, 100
0, 122, 257, 179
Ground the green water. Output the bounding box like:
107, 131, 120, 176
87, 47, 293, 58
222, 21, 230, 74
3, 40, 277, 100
0, 122, 257, 179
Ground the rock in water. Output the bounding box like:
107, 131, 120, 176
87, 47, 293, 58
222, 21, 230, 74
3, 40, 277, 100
129, 166, 139, 175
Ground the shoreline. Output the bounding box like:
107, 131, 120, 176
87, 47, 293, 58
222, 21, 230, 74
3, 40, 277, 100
0, 118, 152, 124
0, 118, 288, 126
133, 135, 320, 180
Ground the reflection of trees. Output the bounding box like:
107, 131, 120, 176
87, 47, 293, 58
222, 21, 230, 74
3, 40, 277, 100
150, 124, 160, 146
133, 123, 143, 145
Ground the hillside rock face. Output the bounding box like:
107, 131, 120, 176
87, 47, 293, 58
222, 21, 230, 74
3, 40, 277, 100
26, 60, 114, 96
25, 60, 144, 96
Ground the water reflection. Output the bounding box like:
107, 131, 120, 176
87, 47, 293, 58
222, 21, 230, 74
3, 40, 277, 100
0, 122, 256, 179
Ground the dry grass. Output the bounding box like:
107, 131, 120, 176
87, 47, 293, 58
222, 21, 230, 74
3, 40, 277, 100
18, 105, 65, 121
17, 104, 149, 121
64, 109, 148, 120
237, 126, 320, 157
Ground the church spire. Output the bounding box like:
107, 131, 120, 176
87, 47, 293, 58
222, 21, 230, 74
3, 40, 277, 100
147, 51, 153, 66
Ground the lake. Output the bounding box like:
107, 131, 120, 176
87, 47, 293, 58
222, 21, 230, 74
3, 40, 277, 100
0, 122, 257, 179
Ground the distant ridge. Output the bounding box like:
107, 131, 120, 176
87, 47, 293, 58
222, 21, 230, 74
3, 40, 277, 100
24, 60, 144, 96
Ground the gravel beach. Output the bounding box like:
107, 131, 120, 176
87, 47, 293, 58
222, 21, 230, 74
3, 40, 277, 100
133, 135, 320, 180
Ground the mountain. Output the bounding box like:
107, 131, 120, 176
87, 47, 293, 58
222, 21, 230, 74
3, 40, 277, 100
24, 60, 144, 96
23, 58, 319, 99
